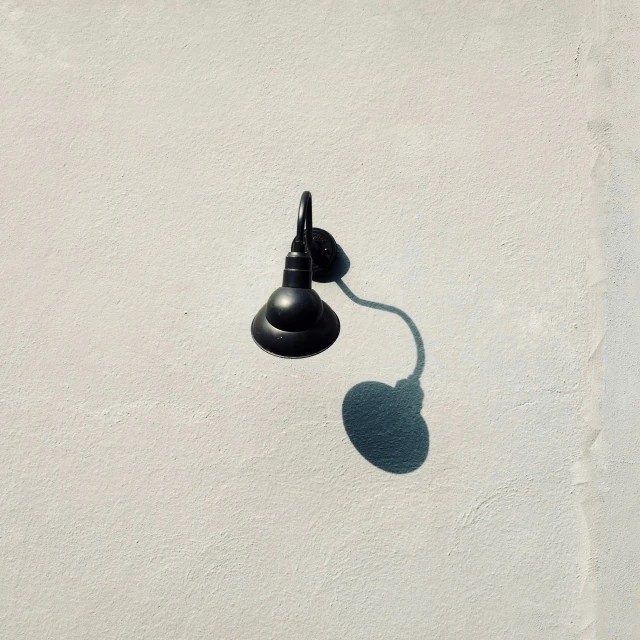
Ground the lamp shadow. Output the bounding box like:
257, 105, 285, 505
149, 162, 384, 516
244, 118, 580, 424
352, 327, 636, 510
316, 248, 429, 474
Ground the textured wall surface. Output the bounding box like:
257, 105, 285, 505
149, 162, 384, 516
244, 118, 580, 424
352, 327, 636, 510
592, 0, 640, 637
1, 2, 637, 638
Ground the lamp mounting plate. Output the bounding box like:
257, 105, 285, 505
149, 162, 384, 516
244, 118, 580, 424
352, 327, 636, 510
291, 227, 337, 278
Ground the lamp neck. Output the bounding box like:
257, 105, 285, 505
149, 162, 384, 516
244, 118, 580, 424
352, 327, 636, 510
282, 252, 312, 288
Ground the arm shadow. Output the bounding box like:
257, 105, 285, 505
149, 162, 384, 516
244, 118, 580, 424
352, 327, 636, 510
316, 247, 429, 474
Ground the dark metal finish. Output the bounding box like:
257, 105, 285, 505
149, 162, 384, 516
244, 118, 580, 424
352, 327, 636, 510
293, 191, 314, 252
290, 191, 337, 278
292, 227, 338, 277
251, 192, 340, 358
251, 297, 340, 358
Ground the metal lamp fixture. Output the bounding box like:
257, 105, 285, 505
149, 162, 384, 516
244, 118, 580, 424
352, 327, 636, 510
251, 191, 340, 358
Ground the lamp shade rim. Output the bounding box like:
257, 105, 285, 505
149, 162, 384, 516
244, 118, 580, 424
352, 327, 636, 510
251, 302, 340, 358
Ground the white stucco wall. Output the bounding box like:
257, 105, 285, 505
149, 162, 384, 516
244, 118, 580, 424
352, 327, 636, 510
1, 2, 638, 638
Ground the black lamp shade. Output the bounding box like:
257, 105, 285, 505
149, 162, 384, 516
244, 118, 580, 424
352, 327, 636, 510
251, 285, 340, 358
251, 245, 340, 358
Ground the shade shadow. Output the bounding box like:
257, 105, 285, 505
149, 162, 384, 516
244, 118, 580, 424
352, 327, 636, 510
318, 247, 429, 474
342, 378, 428, 474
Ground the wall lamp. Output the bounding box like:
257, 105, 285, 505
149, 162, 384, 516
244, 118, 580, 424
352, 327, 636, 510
251, 192, 340, 358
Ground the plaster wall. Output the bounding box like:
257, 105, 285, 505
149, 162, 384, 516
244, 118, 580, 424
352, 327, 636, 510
0, 2, 637, 638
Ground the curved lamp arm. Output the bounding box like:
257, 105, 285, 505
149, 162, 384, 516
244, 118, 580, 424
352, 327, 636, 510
289, 190, 337, 275
292, 191, 313, 253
